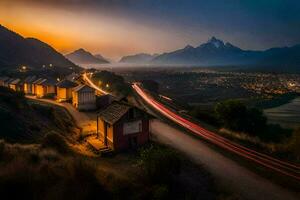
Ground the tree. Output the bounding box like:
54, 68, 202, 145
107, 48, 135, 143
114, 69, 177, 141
215, 100, 267, 136
92, 71, 131, 96
215, 100, 248, 132
141, 80, 159, 93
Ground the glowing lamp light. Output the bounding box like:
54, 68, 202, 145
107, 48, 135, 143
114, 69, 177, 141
49, 64, 53, 67
57, 78, 60, 81
106, 83, 109, 88
21, 66, 27, 70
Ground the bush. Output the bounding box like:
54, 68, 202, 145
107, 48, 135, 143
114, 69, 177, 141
287, 128, 300, 161
92, 70, 132, 96
141, 80, 160, 93
41, 132, 70, 154
0, 86, 27, 110
139, 145, 181, 184
189, 106, 221, 127
215, 100, 266, 135
152, 184, 169, 200
0, 141, 109, 200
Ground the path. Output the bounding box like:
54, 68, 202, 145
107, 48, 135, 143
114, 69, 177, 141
27, 96, 97, 135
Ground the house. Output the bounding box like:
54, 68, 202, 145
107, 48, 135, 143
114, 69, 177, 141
56, 79, 78, 102
9, 79, 23, 91
23, 76, 37, 94
32, 78, 44, 95
72, 84, 96, 111
97, 101, 150, 151
3, 78, 14, 88
0, 77, 9, 87
35, 79, 58, 98
33, 78, 46, 98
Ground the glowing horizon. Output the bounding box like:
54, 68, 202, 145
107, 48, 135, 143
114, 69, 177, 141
1, 0, 300, 61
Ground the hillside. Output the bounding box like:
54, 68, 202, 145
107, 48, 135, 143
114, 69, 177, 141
0, 25, 77, 70
65, 49, 109, 65
0, 86, 76, 143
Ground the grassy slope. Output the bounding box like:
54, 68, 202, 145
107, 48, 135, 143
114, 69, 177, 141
0, 86, 77, 143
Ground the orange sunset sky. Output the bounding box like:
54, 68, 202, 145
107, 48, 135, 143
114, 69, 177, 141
1, 0, 299, 60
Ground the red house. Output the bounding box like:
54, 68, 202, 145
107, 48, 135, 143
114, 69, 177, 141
97, 101, 150, 151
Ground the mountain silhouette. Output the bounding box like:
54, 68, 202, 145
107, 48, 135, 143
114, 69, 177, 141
65, 49, 109, 65
0, 24, 77, 69
120, 53, 157, 63
121, 37, 300, 72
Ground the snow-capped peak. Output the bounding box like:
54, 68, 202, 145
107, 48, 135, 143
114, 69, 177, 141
207, 37, 224, 48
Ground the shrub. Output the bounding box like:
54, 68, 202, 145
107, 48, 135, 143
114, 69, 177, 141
189, 106, 221, 127
152, 184, 169, 200
141, 80, 160, 93
92, 70, 132, 96
41, 131, 70, 154
287, 128, 300, 161
0, 86, 27, 110
139, 145, 181, 184
0, 141, 109, 200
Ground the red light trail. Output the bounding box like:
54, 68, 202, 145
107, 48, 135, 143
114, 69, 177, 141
132, 83, 300, 181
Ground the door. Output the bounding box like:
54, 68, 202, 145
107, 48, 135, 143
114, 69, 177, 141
129, 136, 138, 149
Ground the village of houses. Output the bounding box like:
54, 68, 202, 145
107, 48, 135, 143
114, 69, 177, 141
0, 74, 150, 154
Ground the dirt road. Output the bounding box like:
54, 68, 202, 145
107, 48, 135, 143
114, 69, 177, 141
27, 96, 97, 135
150, 119, 299, 200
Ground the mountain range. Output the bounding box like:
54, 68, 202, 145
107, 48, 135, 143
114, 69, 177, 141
120, 37, 300, 72
65, 49, 109, 65
0, 25, 77, 70
119, 53, 157, 63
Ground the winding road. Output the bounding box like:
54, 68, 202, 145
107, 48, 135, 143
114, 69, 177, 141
132, 83, 300, 200
82, 74, 299, 199
150, 119, 298, 200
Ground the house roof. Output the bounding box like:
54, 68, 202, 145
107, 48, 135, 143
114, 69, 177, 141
32, 78, 45, 84
4, 78, 15, 84
9, 78, 21, 85
41, 79, 58, 86
0, 77, 9, 82
56, 79, 78, 88
98, 101, 131, 125
24, 76, 37, 84
73, 84, 95, 92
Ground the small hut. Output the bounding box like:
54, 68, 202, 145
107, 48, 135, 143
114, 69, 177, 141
23, 76, 37, 94
97, 101, 150, 151
56, 80, 78, 102
9, 79, 23, 91
72, 84, 96, 111
0, 77, 9, 87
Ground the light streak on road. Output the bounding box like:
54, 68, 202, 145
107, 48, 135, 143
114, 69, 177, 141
83, 73, 109, 95
132, 83, 300, 181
